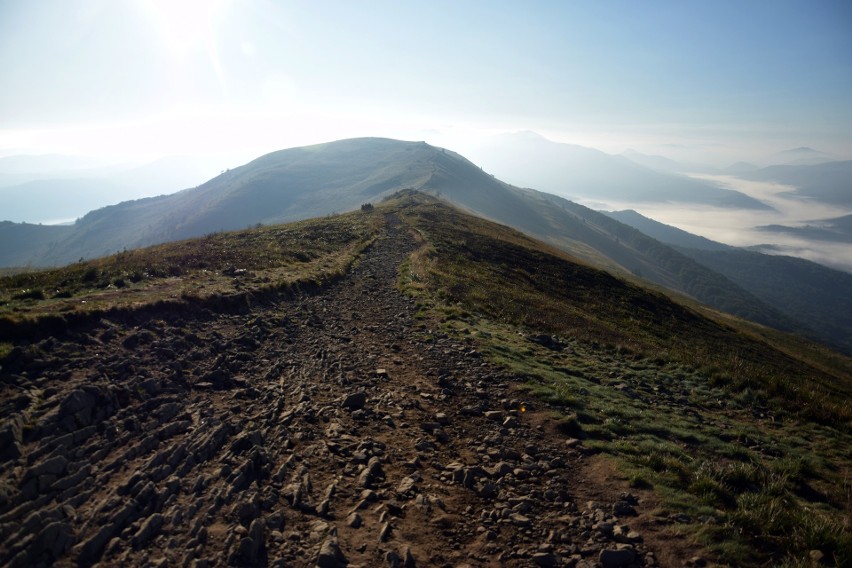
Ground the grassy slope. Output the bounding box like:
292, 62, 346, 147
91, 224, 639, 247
678, 248, 852, 355
0, 210, 380, 342
392, 193, 851, 567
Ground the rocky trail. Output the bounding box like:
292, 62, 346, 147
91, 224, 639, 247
0, 216, 671, 567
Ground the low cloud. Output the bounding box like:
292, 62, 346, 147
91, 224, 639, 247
585, 173, 852, 273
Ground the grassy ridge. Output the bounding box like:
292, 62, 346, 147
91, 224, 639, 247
0, 210, 380, 335
393, 193, 851, 566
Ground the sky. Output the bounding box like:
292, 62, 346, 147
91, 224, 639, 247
1, 0, 851, 166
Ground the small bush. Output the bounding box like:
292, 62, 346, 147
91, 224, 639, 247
554, 413, 583, 436
13, 289, 45, 300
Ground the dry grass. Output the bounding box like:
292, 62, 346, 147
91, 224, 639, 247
0, 210, 381, 334
390, 191, 852, 566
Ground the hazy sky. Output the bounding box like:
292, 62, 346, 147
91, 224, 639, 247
1, 0, 851, 164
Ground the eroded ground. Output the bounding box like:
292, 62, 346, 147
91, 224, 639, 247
0, 216, 700, 567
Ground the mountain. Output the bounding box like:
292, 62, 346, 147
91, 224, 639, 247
0, 221, 74, 267
603, 209, 732, 251
606, 208, 852, 353
722, 161, 759, 175
0, 178, 133, 224
765, 146, 839, 166
619, 149, 689, 173
0, 138, 817, 345
680, 248, 852, 354
0, 155, 226, 224
463, 132, 771, 209
1, 193, 849, 567
757, 213, 852, 244
738, 160, 852, 207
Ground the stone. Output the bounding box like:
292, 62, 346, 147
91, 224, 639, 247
59, 389, 97, 420
132, 514, 163, 548
28, 455, 69, 478
75, 523, 117, 563
532, 552, 559, 567
488, 462, 513, 479
403, 546, 416, 568
599, 547, 636, 568
612, 500, 637, 516
358, 457, 384, 488
36, 521, 75, 559
396, 474, 418, 496
341, 392, 367, 410
502, 416, 519, 428
316, 536, 347, 568
346, 512, 363, 528
385, 550, 402, 567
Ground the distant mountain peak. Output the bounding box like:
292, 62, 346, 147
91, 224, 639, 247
766, 147, 837, 166
787, 146, 817, 153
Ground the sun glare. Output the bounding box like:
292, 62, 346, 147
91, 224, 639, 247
139, 0, 229, 61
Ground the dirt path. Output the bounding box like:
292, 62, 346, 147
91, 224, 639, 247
0, 216, 673, 567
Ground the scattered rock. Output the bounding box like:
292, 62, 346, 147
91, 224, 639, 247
316, 536, 347, 568
599, 547, 636, 568
0, 220, 673, 567
342, 391, 367, 410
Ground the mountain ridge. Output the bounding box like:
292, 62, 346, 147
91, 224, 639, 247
1, 193, 849, 567
606, 208, 852, 353
0, 137, 839, 353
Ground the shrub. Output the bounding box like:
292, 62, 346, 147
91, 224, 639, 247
13, 289, 45, 300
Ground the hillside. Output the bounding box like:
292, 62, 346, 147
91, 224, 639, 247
464, 132, 771, 208
605, 209, 852, 354
1, 193, 849, 567
603, 210, 732, 252
739, 160, 852, 206
677, 249, 852, 354
757, 213, 852, 244
0, 138, 830, 352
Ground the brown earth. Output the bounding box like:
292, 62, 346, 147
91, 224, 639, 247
0, 215, 710, 567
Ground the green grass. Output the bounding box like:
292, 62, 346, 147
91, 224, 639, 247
390, 192, 852, 567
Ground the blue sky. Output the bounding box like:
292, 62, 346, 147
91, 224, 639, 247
1, 0, 850, 163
